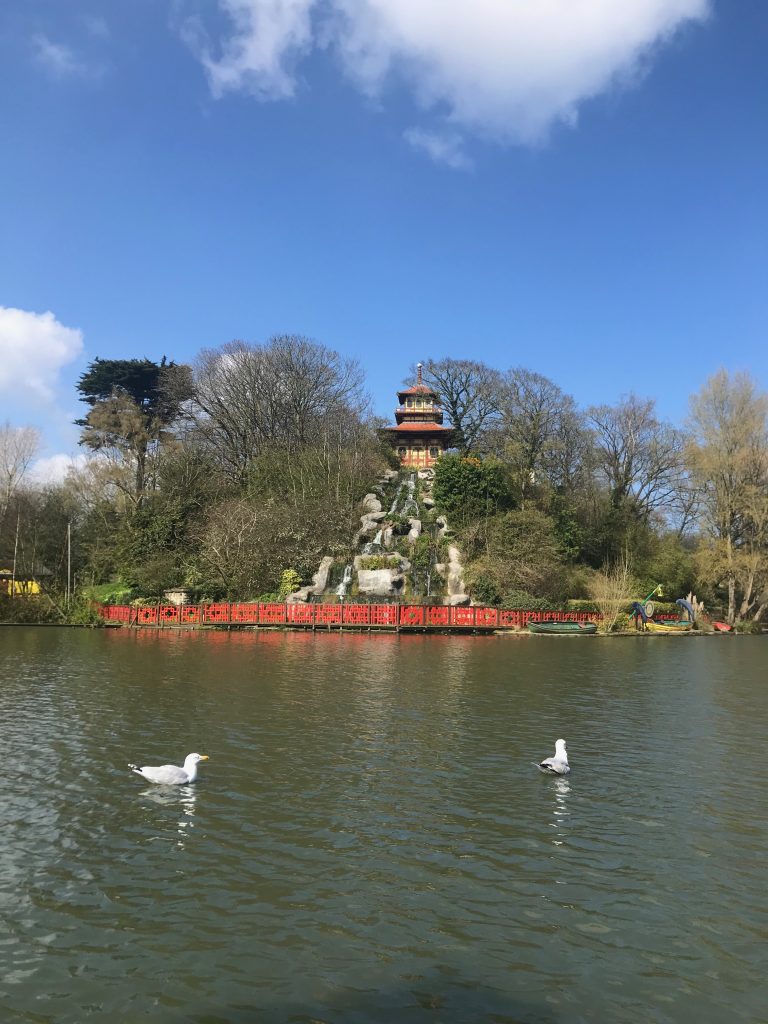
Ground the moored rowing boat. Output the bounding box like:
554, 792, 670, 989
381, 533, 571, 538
527, 621, 598, 635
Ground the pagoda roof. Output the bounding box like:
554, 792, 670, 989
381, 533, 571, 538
398, 384, 435, 397
383, 422, 454, 433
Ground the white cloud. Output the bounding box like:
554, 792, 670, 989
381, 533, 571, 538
33, 34, 88, 78
189, 0, 709, 148
29, 453, 88, 486
404, 128, 472, 170
0, 307, 84, 402
32, 33, 106, 81
189, 0, 315, 100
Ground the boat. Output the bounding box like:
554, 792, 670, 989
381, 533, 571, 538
712, 621, 733, 633
644, 620, 693, 633
527, 621, 598, 635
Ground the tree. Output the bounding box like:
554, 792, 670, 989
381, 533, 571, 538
432, 453, 512, 529
686, 370, 768, 624
77, 357, 191, 507
190, 336, 368, 483
463, 507, 569, 605
0, 421, 39, 529
495, 369, 584, 504
587, 395, 684, 519
411, 358, 502, 451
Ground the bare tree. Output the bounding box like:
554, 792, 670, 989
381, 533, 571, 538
190, 336, 368, 483
0, 422, 40, 528
495, 368, 583, 503
587, 394, 684, 520
411, 358, 502, 451
588, 556, 637, 633
686, 370, 768, 624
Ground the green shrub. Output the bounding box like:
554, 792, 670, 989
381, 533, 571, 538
358, 555, 399, 570
278, 568, 303, 598
611, 612, 633, 632
566, 599, 599, 613
500, 590, 553, 610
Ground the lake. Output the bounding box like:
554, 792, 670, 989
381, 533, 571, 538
1, 627, 766, 1023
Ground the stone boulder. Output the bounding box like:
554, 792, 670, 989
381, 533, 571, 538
356, 569, 405, 597
407, 518, 422, 544
311, 556, 334, 595
361, 493, 382, 513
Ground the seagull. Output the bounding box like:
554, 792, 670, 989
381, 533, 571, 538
128, 752, 209, 785
534, 739, 570, 775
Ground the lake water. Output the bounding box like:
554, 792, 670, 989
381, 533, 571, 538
1, 627, 766, 1023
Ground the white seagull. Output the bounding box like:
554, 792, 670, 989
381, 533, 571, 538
534, 739, 570, 775
128, 752, 209, 785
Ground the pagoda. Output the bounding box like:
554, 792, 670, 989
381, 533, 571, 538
382, 364, 455, 469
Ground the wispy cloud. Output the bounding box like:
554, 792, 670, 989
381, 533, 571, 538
32, 33, 105, 81
404, 128, 472, 171
0, 306, 84, 403
185, 0, 710, 160
185, 0, 315, 100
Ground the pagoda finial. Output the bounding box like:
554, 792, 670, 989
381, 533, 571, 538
417, 362, 423, 386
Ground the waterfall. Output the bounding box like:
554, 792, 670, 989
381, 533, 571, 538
336, 563, 353, 599
362, 528, 384, 555
402, 473, 419, 519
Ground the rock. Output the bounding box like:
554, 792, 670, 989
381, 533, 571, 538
287, 587, 313, 604
311, 556, 334, 596
444, 593, 471, 606
356, 569, 405, 597
421, 496, 435, 509
407, 518, 422, 543
382, 527, 394, 550
361, 493, 382, 513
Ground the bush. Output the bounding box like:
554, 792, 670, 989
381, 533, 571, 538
278, 568, 303, 598
566, 599, 599, 613
358, 555, 399, 570
611, 612, 633, 633
500, 590, 553, 610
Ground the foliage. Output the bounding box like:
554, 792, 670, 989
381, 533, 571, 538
0, 595, 60, 623
357, 555, 399, 570
278, 569, 303, 598
499, 590, 553, 610
686, 370, 768, 624
65, 596, 105, 626
432, 453, 512, 528
566, 599, 599, 613
461, 506, 569, 604
83, 582, 134, 604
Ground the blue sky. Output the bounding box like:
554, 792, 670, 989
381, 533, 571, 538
1, 0, 766, 477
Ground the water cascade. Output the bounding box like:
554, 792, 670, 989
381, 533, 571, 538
335, 563, 353, 600
362, 529, 384, 556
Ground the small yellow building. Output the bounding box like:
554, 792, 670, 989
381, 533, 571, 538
0, 570, 43, 596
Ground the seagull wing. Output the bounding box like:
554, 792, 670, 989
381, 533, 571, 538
134, 763, 190, 785
537, 758, 570, 775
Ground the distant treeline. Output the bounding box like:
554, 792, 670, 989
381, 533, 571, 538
1, 341, 766, 627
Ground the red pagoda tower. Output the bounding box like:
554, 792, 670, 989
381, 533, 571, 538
382, 364, 455, 469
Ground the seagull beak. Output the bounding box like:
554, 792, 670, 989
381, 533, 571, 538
199, 755, 209, 761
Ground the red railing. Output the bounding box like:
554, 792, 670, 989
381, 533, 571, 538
95, 601, 600, 631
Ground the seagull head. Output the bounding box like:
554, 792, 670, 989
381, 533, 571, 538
184, 753, 209, 768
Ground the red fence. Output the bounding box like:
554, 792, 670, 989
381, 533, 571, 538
95, 601, 600, 631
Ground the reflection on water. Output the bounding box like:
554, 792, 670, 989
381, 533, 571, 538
0, 628, 767, 1024
550, 777, 571, 847
139, 785, 197, 849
